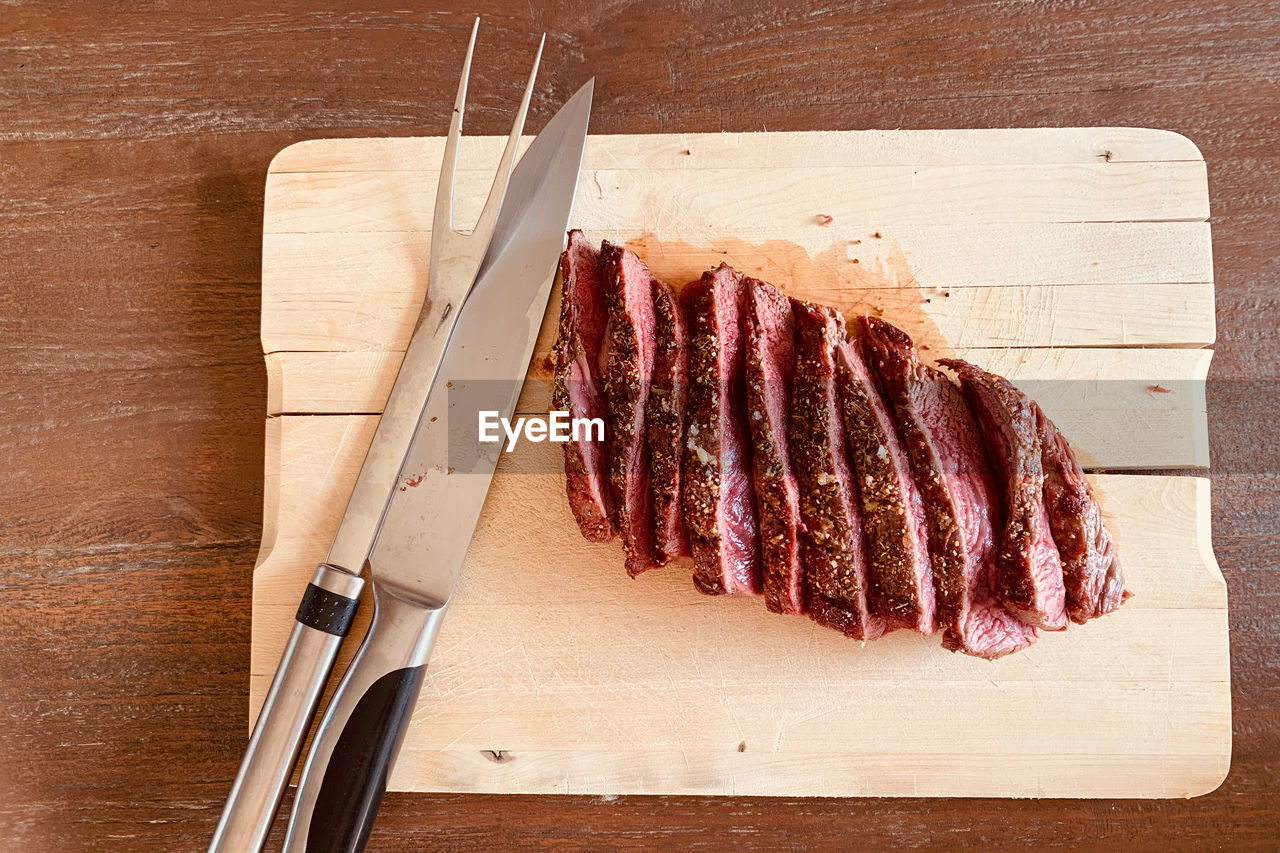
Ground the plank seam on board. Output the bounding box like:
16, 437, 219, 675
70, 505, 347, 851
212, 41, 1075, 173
259, 346, 1213, 469
263, 344, 1216, 355
262, 227, 1211, 234
267, 163, 1208, 174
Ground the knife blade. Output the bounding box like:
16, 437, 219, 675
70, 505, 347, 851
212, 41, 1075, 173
280, 79, 593, 853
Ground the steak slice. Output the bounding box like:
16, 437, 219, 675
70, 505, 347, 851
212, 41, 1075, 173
681, 263, 762, 595
551, 230, 614, 542
836, 337, 936, 633
1036, 403, 1129, 623
647, 277, 690, 562
744, 278, 804, 614
600, 241, 660, 575
790, 302, 885, 640
939, 359, 1068, 631
862, 318, 1035, 658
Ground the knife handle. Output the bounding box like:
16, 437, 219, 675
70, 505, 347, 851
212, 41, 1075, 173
284, 585, 445, 853
210, 565, 364, 853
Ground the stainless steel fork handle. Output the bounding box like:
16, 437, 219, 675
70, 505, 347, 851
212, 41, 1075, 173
282, 586, 446, 853
209, 565, 365, 853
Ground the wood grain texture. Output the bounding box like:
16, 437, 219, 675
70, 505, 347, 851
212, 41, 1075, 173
3, 0, 1278, 849
261, 135, 1216, 354
253, 413, 1230, 797
253, 128, 1226, 798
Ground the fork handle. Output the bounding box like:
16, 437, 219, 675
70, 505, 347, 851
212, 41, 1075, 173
284, 587, 445, 853
210, 566, 363, 853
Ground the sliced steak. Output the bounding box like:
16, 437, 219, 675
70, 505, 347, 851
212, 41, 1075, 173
939, 359, 1068, 631
550, 230, 614, 542
862, 318, 1035, 658
1036, 403, 1128, 623
835, 338, 936, 633
600, 241, 660, 575
744, 278, 804, 614
681, 263, 762, 595
647, 277, 690, 562
790, 302, 885, 640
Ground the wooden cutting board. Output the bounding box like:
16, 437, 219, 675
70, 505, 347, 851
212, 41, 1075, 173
252, 129, 1229, 798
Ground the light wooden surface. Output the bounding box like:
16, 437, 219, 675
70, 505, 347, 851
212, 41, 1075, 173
253, 129, 1228, 798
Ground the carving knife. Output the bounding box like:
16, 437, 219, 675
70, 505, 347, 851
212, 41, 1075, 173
210, 72, 593, 852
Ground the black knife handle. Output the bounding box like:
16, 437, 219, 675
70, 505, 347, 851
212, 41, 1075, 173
306, 664, 427, 853
283, 587, 446, 853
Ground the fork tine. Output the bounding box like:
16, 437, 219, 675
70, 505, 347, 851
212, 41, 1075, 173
433, 17, 480, 235
469, 32, 545, 240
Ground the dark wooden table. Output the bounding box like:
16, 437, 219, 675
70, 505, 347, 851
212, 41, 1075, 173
3, 2, 1277, 849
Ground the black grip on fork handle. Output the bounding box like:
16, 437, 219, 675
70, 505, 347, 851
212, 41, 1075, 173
297, 583, 361, 636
